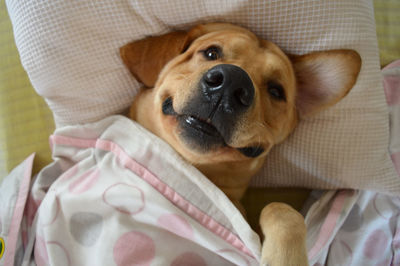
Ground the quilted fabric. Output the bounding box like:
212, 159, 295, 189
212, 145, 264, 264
5, 0, 400, 193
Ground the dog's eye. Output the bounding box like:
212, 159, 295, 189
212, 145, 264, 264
203, 46, 222, 60
238, 146, 265, 158
267, 81, 286, 101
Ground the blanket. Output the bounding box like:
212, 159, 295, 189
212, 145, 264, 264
2, 116, 260, 266
1, 114, 400, 266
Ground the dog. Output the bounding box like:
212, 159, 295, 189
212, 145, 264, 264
120, 23, 361, 266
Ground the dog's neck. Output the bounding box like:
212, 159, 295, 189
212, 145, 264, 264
195, 157, 265, 206
130, 90, 265, 207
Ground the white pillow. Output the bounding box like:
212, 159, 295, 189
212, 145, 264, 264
6, 0, 400, 193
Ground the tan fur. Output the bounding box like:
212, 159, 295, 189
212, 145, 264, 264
120, 23, 361, 265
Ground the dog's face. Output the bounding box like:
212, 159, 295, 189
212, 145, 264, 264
121, 23, 361, 198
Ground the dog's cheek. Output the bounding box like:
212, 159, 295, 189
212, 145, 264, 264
130, 89, 164, 137
157, 67, 201, 113
227, 117, 266, 147
228, 106, 290, 151
261, 98, 297, 142
248, 155, 268, 173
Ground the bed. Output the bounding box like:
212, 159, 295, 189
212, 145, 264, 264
1, 1, 399, 265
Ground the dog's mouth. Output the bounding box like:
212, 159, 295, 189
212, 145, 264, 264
162, 97, 264, 158
181, 116, 221, 138
162, 96, 225, 149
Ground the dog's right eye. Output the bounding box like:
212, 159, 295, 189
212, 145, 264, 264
202, 46, 222, 60
267, 81, 286, 101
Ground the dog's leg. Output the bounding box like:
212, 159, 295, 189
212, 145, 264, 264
259, 203, 308, 266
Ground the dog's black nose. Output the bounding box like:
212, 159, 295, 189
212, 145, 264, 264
201, 64, 254, 112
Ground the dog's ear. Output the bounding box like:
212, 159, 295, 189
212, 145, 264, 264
120, 31, 190, 87
291, 50, 361, 117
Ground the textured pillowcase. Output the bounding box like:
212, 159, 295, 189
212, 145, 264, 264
6, 0, 400, 194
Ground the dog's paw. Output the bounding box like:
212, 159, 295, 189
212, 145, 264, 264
260, 242, 308, 266
259, 203, 309, 266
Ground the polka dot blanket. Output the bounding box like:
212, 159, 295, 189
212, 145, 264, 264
1, 62, 400, 265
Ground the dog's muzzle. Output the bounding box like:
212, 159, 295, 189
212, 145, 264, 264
163, 64, 263, 157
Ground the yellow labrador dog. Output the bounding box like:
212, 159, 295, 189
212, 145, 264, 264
120, 23, 361, 266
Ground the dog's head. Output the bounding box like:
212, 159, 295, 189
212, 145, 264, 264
121, 23, 361, 198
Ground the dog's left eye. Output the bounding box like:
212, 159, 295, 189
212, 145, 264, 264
203, 46, 222, 60
267, 81, 286, 101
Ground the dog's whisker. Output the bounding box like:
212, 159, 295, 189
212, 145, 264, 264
255, 121, 268, 131
178, 74, 192, 83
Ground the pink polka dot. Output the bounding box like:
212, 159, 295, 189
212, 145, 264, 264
113, 231, 155, 266
103, 183, 145, 215
34, 237, 49, 266
363, 229, 389, 260
69, 168, 100, 194
171, 252, 206, 266
157, 214, 194, 240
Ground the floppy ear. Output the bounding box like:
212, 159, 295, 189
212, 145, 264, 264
120, 31, 191, 87
291, 50, 361, 117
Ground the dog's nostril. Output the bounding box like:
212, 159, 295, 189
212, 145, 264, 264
235, 87, 252, 106
205, 70, 224, 88
201, 64, 255, 109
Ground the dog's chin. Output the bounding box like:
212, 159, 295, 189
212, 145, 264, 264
177, 115, 226, 153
